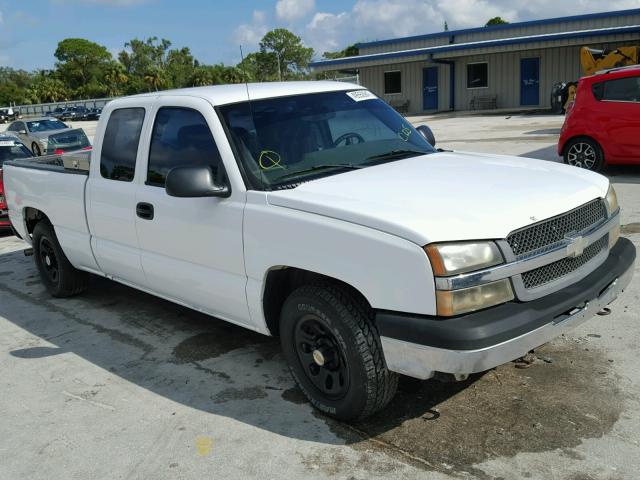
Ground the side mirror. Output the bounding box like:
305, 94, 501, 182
165, 165, 230, 198
416, 124, 436, 147
18, 129, 27, 135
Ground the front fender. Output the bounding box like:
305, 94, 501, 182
243, 192, 436, 333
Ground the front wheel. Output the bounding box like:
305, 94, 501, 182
563, 137, 604, 171
280, 284, 398, 421
32, 143, 42, 156
33, 221, 88, 297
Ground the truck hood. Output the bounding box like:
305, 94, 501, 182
266, 151, 610, 245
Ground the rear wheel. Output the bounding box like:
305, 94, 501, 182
31, 143, 42, 156
280, 283, 398, 421
33, 221, 88, 297
563, 137, 604, 171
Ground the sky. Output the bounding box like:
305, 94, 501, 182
0, 0, 638, 71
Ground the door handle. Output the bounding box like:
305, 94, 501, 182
136, 202, 154, 220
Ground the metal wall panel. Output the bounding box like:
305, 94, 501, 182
357, 37, 639, 112
358, 13, 640, 55
359, 62, 450, 115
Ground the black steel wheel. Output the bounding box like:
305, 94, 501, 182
564, 137, 604, 171
32, 221, 88, 297
293, 314, 351, 400
280, 283, 398, 421
32, 143, 41, 156
39, 237, 60, 284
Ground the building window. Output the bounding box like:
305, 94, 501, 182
384, 71, 402, 94
467, 62, 488, 89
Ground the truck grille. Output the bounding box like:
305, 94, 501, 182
507, 199, 607, 258
521, 235, 608, 289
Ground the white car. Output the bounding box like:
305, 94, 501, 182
3, 82, 635, 420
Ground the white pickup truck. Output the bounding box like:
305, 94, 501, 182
3, 82, 635, 420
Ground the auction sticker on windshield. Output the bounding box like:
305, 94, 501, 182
346, 90, 377, 102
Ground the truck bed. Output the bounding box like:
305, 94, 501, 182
4, 151, 91, 175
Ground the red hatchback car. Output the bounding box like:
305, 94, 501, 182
558, 65, 640, 171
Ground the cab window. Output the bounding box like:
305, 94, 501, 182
100, 108, 145, 182
147, 107, 222, 187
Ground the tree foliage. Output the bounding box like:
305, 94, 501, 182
0, 28, 320, 106
485, 17, 509, 26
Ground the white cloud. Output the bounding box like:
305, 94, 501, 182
303, 0, 637, 58
276, 0, 315, 22
232, 10, 269, 47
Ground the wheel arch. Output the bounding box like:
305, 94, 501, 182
23, 207, 51, 238
561, 134, 606, 160
262, 266, 371, 337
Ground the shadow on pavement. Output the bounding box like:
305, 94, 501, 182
0, 244, 625, 476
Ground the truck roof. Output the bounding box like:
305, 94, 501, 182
114, 81, 363, 106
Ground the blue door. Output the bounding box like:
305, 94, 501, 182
423, 67, 438, 110
520, 58, 540, 106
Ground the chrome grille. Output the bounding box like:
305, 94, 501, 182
521, 235, 608, 289
507, 199, 607, 258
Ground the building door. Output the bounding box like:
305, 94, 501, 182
422, 67, 438, 110
520, 58, 540, 106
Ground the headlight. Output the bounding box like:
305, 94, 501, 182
424, 241, 503, 276
435, 279, 514, 316
605, 184, 618, 215
425, 241, 513, 316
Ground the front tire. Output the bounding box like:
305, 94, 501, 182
563, 137, 604, 171
33, 221, 88, 297
32, 143, 42, 156
280, 284, 398, 421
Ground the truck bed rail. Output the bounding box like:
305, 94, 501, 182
4, 151, 91, 175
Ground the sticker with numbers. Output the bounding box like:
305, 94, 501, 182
346, 90, 377, 102
0, 141, 16, 147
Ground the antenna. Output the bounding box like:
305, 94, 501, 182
239, 45, 267, 189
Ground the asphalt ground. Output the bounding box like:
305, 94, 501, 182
1, 113, 639, 480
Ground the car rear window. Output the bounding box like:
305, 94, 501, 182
0, 140, 32, 166
592, 76, 640, 102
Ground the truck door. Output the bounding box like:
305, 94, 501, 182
134, 97, 249, 325
86, 105, 148, 286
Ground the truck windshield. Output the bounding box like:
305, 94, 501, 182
218, 90, 435, 189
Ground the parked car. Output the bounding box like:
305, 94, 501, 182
86, 107, 102, 121
0, 107, 18, 124
3, 82, 635, 420
59, 106, 90, 121
559, 65, 640, 171
46, 107, 65, 119
0, 135, 32, 230
5, 117, 91, 156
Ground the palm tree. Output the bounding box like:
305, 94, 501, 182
104, 64, 129, 97
143, 69, 165, 92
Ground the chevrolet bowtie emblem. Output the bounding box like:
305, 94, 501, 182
565, 233, 588, 258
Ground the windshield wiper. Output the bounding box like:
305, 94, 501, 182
365, 149, 427, 163
273, 164, 364, 183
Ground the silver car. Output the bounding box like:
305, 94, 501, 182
5, 117, 90, 156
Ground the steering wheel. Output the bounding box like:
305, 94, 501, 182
333, 132, 365, 147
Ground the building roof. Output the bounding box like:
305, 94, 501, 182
117, 81, 362, 106
310, 24, 640, 69
355, 7, 640, 49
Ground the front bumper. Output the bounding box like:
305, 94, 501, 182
377, 237, 636, 379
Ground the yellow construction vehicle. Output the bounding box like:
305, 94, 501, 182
551, 45, 639, 113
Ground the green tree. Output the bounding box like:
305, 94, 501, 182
259, 29, 314, 80
485, 17, 509, 26
143, 68, 166, 92
27, 74, 69, 103
54, 38, 113, 91
322, 44, 359, 60
104, 63, 129, 97
166, 47, 198, 88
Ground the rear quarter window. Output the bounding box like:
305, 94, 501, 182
594, 76, 640, 102
100, 108, 145, 182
